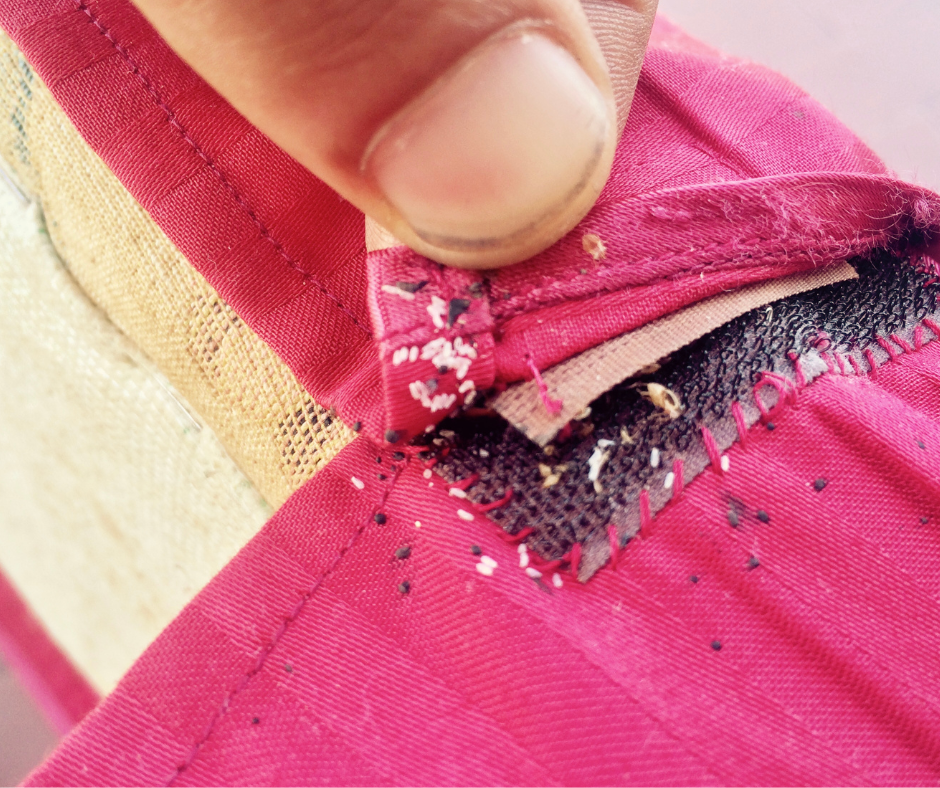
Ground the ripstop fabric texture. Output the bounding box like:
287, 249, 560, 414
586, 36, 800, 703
4, 0, 940, 784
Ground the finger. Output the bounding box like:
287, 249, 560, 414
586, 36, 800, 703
130, 0, 621, 268
582, 0, 659, 134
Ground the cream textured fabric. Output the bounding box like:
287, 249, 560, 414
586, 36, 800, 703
0, 34, 352, 510
493, 262, 857, 444
0, 178, 273, 693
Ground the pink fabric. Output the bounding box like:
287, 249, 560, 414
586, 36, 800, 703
4, 0, 940, 443
4, 1, 940, 784
27, 335, 940, 785
0, 569, 98, 736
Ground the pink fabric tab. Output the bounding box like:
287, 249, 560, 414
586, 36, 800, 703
367, 248, 495, 443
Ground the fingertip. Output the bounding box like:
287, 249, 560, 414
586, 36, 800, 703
363, 25, 617, 269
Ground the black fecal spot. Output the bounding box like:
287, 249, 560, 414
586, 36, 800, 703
747, 556, 760, 570
921, 516, 929, 525
394, 280, 428, 293
385, 429, 400, 444
251, 717, 261, 725
766, 422, 776, 431
398, 580, 411, 594
756, 510, 770, 523
374, 512, 387, 525
377, 473, 386, 481
711, 640, 723, 651
690, 575, 699, 584
727, 509, 740, 527
917, 440, 927, 450
284, 664, 293, 673
438, 365, 449, 375
470, 545, 482, 555
502, 292, 512, 300
395, 545, 412, 560
392, 451, 406, 461
352, 421, 361, 432
468, 281, 484, 299
814, 478, 827, 491
375, 456, 382, 463
425, 378, 439, 393
447, 298, 471, 327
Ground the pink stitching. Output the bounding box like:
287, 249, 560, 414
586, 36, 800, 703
834, 353, 847, 375
700, 426, 722, 473
607, 525, 620, 570
915, 325, 925, 349
474, 488, 513, 513
864, 348, 878, 377
819, 351, 835, 374
672, 458, 685, 500
786, 351, 807, 389
494, 233, 889, 321
922, 317, 940, 338
891, 333, 914, 354
848, 354, 862, 376
167, 452, 403, 783
875, 335, 900, 361
73, 1, 372, 339
569, 542, 582, 581
525, 355, 563, 414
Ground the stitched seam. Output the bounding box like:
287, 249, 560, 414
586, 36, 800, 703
493, 231, 889, 320
73, 0, 372, 338
166, 449, 403, 784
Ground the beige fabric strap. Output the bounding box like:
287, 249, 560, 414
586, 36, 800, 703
493, 262, 858, 445
0, 34, 352, 510
0, 175, 273, 693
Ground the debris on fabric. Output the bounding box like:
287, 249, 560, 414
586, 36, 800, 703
457, 509, 474, 521
518, 543, 529, 568
814, 478, 827, 491
351, 476, 365, 490
395, 545, 412, 560
476, 555, 497, 576
581, 233, 607, 261
552, 573, 563, 588
640, 383, 684, 420
398, 581, 411, 594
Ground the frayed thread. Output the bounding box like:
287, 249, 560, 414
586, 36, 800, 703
525, 355, 563, 415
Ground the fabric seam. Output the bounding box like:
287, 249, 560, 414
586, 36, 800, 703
72, 0, 373, 339
166, 442, 403, 784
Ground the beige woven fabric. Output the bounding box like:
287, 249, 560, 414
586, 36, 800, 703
0, 174, 275, 693
0, 34, 352, 510
493, 262, 857, 444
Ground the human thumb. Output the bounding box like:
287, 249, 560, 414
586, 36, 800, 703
131, 0, 640, 268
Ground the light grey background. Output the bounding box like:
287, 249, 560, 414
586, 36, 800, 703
658, 0, 940, 193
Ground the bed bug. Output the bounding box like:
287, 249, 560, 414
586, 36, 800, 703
639, 382, 684, 420
582, 233, 607, 261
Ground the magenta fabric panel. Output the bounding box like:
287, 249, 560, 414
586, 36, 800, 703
5, 2, 940, 443
365, 16, 940, 440
29, 337, 940, 785
0, 568, 98, 736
